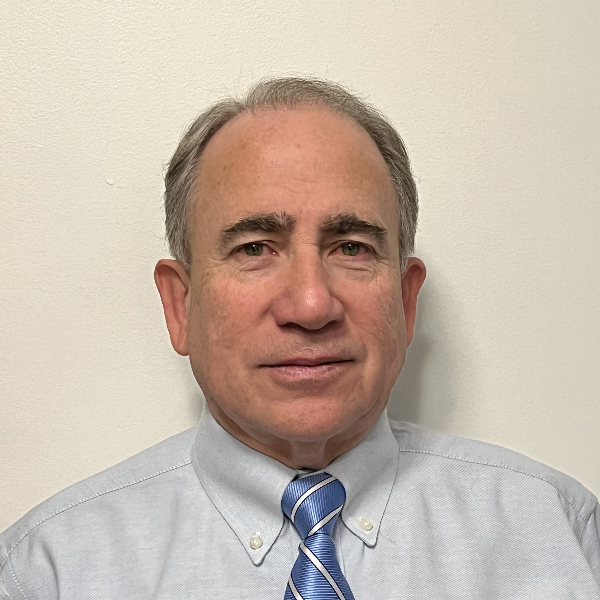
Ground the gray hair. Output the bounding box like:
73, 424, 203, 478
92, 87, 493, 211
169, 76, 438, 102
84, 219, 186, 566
164, 77, 418, 270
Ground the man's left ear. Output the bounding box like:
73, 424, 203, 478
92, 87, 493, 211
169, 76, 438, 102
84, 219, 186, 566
401, 257, 426, 347
154, 259, 191, 356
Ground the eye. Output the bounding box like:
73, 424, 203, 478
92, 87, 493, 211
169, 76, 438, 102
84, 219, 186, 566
241, 243, 264, 257
339, 242, 363, 256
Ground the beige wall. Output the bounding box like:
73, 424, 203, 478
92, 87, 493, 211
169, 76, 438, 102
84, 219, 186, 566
1, 0, 599, 532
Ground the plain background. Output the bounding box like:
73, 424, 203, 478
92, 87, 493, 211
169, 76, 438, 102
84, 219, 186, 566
1, 0, 599, 532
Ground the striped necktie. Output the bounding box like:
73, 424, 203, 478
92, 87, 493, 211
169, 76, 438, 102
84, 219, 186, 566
281, 472, 355, 600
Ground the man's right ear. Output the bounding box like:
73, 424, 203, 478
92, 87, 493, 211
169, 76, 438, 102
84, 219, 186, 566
154, 259, 191, 356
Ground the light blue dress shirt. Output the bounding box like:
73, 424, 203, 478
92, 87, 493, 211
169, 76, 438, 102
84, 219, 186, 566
1, 404, 599, 599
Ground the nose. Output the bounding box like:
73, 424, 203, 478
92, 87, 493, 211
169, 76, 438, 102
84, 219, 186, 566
271, 249, 344, 331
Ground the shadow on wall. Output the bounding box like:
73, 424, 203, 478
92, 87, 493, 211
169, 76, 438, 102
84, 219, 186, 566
387, 273, 461, 430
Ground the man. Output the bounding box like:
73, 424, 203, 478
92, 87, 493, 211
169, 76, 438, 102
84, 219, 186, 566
1, 77, 598, 599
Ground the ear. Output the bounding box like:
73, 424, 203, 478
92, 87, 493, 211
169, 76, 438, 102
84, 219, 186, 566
400, 257, 426, 347
154, 259, 191, 356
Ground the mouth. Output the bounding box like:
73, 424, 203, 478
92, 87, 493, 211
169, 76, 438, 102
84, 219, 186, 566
261, 357, 354, 384
270, 356, 352, 367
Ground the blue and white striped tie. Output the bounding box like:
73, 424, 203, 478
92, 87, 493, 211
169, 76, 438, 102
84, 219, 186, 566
282, 472, 355, 600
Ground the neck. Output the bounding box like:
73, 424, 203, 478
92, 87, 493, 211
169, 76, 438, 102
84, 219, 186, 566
206, 401, 384, 470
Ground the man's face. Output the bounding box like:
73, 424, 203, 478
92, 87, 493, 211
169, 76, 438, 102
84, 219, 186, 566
162, 106, 424, 461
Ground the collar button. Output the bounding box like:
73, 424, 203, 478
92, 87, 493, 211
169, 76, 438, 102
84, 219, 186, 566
359, 517, 373, 532
249, 534, 263, 550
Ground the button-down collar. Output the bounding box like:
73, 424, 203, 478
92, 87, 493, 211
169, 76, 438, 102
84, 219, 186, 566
191, 404, 399, 564
325, 411, 399, 546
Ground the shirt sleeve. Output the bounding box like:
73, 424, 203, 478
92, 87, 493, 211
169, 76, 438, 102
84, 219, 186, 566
581, 501, 600, 588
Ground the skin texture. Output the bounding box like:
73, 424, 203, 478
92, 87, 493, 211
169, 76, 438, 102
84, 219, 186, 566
155, 106, 426, 469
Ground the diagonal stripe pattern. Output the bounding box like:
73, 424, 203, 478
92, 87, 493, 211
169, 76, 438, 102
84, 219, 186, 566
282, 472, 355, 600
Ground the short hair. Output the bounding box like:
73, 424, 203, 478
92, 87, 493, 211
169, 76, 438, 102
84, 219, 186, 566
164, 77, 418, 269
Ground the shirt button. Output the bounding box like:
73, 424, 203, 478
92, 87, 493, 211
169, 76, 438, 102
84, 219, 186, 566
249, 534, 263, 550
359, 517, 373, 532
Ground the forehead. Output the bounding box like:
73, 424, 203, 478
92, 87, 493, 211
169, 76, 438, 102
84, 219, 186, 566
193, 106, 398, 232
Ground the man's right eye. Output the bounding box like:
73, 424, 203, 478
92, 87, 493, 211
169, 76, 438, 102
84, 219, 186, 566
241, 243, 264, 257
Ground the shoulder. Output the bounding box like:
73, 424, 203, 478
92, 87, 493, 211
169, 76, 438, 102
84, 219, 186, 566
0, 427, 197, 570
389, 419, 598, 525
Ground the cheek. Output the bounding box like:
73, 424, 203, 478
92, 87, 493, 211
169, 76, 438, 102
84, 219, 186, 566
188, 276, 267, 360
353, 274, 405, 349
186, 278, 247, 393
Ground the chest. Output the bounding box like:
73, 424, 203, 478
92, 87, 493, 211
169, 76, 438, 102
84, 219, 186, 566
43, 514, 599, 599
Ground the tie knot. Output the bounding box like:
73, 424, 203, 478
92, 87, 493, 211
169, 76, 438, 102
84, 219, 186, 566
282, 472, 346, 539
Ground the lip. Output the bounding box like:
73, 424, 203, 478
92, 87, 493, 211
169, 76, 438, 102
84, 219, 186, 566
269, 356, 351, 367
261, 358, 354, 384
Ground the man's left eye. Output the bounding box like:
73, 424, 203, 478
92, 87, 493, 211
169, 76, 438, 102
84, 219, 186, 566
339, 242, 363, 256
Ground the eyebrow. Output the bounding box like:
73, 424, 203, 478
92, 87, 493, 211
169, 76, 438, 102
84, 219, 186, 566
218, 211, 388, 248
219, 212, 297, 248
321, 213, 388, 246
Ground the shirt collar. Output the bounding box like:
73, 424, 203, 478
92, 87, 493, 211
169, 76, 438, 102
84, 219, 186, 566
191, 403, 399, 564
325, 408, 400, 546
